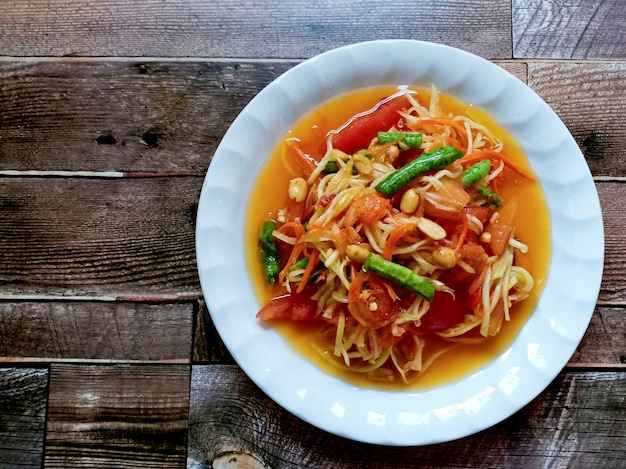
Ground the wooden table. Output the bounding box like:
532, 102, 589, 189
0, 1, 624, 467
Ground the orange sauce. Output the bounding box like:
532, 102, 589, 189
246, 86, 551, 390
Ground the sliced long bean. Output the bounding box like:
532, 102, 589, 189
375, 145, 464, 197
322, 160, 339, 174
377, 131, 422, 150
479, 186, 503, 208
462, 159, 491, 188
259, 220, 280, 283
364, 252, 435, 301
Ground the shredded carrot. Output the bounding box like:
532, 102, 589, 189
287, 138, 318, 178
277, 221, 306, 284
297, 249, 319, 293
383, 280, 400, 302
456, 149, 533, 180
410, 118, 469, 152
278, 242, 305, 284
383, 224, 413, 261
402, 233, 422, 243
448, 137, 464, 152
455, 210, 469, 252
469, 266, 488, 295
277, 220, 305, 238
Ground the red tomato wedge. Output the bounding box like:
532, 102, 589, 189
464, 205, 495, 226
423, 177, 471, 220
449, 243, 489, 285
419, 288, 466, 331
344, 193, 392, 227
348, 272, 398, 329
331, 95, 411, 154
256, 292, 318, 321
484, 197, 518, 256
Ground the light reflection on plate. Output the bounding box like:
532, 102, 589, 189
195, 40, 603, 445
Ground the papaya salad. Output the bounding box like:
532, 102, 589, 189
253, 85, 539, 385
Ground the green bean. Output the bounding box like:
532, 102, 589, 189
462, 159, 491, 188
290, 257, 323, 282
291, 257, 309, 270
356, 149, 373, 159
377, 131, 423, 150
322, 160, 339, 174
479, 186, 503, 208
375, 145, 464, 197
259, 220, 280, 283
364, 252, 435, 301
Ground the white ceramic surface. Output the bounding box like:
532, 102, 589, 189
195, 40, 604, 445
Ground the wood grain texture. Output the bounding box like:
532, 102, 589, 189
0, 177, 202, 298
571, 306, 626, 365
188, 365, 626, 468
513, 0, 626, 59
0, 302, 192, 362
496, 61, 527, 83
193, 299, 233, 364
0, 61, 292, 173
45, 364, 189, 468
0, 368, 48, 468
527, 61, 626, 177
598, 182, 626, 303
0, 0, 513, 59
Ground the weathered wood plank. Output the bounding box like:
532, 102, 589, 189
571, 306, 626, 366
188, 365, 626, 468
513, 0, 626, 59
45, 364, 189, 468
0, 61, 291, 173
598, 182, 626, 303
527, 62, 626, 177
0, 368, 48, 468
0, 60, 523, 173
0, 302, 192, 362
0, 0, 512, 59
192, 299, 233, 364
497, 61, 527, 83
0, 177, 202, 298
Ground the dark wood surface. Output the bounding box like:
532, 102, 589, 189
1, 1, 625, 467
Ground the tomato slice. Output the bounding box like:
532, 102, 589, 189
449, 243, 488, 284
376, 323, 406, 348
344, 193, 392, 227
419, 287, 467, 331
484, 197, 518, 256
331, 95, 411, 154
423, 177, 471, 219
256, 291, 318, 321
348, 272, 398, 329
464, 205, 495, 226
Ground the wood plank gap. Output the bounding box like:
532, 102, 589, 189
0, 357, 189, 364
122, 171, 207, 177
0, 293, 202, 302
521, 58, 626, 65
0, 170, 124, 178
0, 170, 208, 178
594, 176, 626, 182
0, 56, 302, 64
594, 300, 626, 307
565, 363, 626, 370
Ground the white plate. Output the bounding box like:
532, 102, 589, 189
196, 40, 604, 445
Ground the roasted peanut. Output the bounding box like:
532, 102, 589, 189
288, 177, 308, 203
